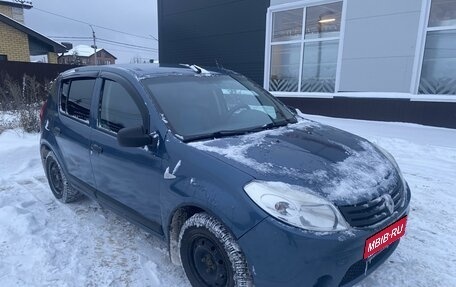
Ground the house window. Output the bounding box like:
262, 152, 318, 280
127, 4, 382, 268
419, 0, 456, 95
0, 55, 7, 61
268, 1, 343, 93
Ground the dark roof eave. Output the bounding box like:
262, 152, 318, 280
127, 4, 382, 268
0, 13, 67, 53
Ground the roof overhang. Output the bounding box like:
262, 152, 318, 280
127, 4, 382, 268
0, 13, 66, 53
0, 0, 33, 9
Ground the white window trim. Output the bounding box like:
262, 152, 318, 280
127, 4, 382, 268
264, 0, 346, 95
410, 0, 456, 102
427, 25, 456, 32
266, 0, 456, 103
410, 0, 431, 95
272, 91, 335, 98
334, 0, 347, 92
271, 91, 456, 102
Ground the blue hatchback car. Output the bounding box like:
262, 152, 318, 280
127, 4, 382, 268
40, 64, 410, 287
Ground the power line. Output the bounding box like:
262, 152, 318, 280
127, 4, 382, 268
103, 47, 157, 55
52, 39, 92, 43
97, 40, 157, 52
97, 38, 158, 51
47, 36, 157, 50
97, 40, 157, 51
49, 37, 158, 52
33, 7, 158, 41
47, 36, 93, 39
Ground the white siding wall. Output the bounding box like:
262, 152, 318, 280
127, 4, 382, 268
339, 0, 423, 92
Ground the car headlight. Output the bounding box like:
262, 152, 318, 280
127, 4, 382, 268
244, 181, 349, 232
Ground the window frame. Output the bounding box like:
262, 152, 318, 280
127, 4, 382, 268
412, 0, 456, 101
59, 74, 98, 125
96, 72, 150, 137
264, 0, 347, 97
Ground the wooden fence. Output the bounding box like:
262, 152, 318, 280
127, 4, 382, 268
0, 61, 78, 84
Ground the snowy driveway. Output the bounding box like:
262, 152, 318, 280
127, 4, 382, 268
1, 115, 455, 286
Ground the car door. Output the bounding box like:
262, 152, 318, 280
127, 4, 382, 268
90, 72, 163, 233
54, 73, 98, 192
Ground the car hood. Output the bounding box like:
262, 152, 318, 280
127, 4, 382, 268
188, 117, 400, 206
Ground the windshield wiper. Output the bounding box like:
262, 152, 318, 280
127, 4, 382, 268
184, 128, 258, 142
184, 121, 289, 142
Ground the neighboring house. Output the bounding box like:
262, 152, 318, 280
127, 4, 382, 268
158, 0, 456, 128
0, 0, 66, 63
58, 45, 117, 66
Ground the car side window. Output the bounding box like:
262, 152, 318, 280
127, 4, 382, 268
60, 81, 70, 112
98, 79, 143, 134
60, 78, 96, 123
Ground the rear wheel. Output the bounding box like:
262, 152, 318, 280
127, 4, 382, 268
179, 213, 253, 287
45, 151, 81, 203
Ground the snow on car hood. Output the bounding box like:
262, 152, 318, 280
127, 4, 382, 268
189, 117, 399, 206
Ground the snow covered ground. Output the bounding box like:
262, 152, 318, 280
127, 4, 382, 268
1, 114, 455, 286
0, 130, 189, 287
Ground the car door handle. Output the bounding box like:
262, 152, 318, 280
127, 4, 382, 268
53, 127, 61, 135
91, 144, 103, 154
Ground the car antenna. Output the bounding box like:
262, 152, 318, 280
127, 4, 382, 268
179, 63, 201, 74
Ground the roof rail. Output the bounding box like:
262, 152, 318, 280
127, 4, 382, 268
180, 64, 212, 75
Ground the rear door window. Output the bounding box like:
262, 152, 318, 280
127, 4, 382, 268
98, 79, 143, 133
60, 78, 96, 123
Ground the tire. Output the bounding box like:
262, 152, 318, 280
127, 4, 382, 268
179, 213, 253, 287
44, 151, 81, 203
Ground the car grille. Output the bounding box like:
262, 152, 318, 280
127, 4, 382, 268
338, 181, 405, 228
339, 241, 399, 286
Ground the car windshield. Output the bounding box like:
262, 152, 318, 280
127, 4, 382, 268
142, 74, 297, 141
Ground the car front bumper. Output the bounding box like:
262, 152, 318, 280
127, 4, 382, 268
238, 188, 411, 287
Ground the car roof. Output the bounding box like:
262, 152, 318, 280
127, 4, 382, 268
60, 64, 233, 80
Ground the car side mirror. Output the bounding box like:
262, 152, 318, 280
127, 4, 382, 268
117, 126, 156, 148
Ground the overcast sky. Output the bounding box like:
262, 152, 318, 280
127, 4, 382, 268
24, 0, 158, 63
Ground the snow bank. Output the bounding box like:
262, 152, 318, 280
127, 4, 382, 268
0, 129, 190, 286
0, 111, 20, 131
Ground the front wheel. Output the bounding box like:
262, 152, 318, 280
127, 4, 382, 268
178, 213, 253, 287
